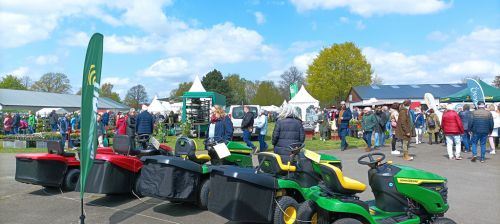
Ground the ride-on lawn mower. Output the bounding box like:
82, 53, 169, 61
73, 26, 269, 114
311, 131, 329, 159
296, 152, 454, 224
77, 134, 172, 195
135, 136, 253, 209
15, 141, 113, 191
207, 143, 342, 224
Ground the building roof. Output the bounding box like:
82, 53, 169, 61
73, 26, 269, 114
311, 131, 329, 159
289, 85, 319, 104
351, 84, 466, 100
0, 88, 129, 110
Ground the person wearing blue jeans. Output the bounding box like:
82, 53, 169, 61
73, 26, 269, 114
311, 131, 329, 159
363, 131, 373, 149
361, 107, 377, 151
255, 110, 269, 152
459, 104, 473, 152
241, 106, 256, 151
469, 102, 494, 163
337, 102, 352, 151
462, 131, 471, 152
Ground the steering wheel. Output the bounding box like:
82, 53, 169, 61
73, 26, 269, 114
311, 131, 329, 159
288, 142, 305, 156
358, 152, 386, 168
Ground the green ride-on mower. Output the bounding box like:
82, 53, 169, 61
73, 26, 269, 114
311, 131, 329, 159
207, 143, 342, 224
296, 152, 454, 224
135, 136, 253, 209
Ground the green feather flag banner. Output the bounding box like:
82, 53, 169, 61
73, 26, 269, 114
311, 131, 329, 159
78, 33, 103, 223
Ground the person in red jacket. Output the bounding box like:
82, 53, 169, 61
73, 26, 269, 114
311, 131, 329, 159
115, 113, 127, 135
441, 104, 464, 160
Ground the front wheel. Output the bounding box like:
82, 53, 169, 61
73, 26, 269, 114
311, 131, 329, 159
332, 218, 363, 224
63, 169, 80, 191
433, 217, 457, 224
273, 196, 299, 224
197, 179, 210, 209
297, 200, 318, 224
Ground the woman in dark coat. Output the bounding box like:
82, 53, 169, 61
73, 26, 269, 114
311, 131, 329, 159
206, 106, 233, 142
272, 105, 305, 161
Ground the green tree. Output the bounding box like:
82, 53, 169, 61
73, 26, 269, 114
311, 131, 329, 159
170, 82, 193, 97
0, 75, 27, 90
251, 81, 283, 106
225, 74, 250, 105
306, 42, 373, 107
493, 75, 500, 88
31, 72, 72, 93
100, 83, 121, 102
202, 69, 231, 97
279, 66, 305, 100
124, 84, 149, 109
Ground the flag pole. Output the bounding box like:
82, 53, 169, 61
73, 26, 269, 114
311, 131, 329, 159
80, 198, 85, 224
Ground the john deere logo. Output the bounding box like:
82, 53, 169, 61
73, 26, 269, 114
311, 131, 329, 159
263, 161, 270, 167
87, 64, 97, 85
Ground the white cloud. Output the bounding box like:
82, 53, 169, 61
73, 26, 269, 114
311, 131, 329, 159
339, 16, 349, 23
427, 31, 449, 41
34, 54, 59, 65
362, 27, 500, 84
356, 20, 366, 30
290, 0, 451, 16
287, 41, 323, 53
293, 52, 318, 71
0, 0, 185, 48
142, 57, 189, 77
101, 77, 131, 86
7, 66, 30, 77
254, 11, 266, 25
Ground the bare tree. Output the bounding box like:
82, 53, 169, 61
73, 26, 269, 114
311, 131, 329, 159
124, 85, 149, 109
20, 76, 32, 89
279, 66, 305, 100
31, 72, 72, 93
492, 75, 500, 88
460, 75, 482, 84
371, 74, 383, 85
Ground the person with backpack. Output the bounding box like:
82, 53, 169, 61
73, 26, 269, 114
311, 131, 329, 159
414, 107, 425, 144
427, 109, 441, 145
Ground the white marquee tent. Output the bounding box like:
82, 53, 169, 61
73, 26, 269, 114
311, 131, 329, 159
288, 86, 319, 121
188, 75, 206, 92
148, 96, 168, 114
36, 108, 69, 116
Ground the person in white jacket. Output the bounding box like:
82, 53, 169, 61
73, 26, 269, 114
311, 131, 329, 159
255, 110, 269, 152
488, 104, 499, 154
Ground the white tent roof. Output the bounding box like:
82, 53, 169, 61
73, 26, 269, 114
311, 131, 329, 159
36, 108, 69, 116
148, 96, 168, 113
188, 75, 206, 92
281, 100, 287, 107
261, 105, 281, 112
161, 101, 171, 111
289, 86, 319, 104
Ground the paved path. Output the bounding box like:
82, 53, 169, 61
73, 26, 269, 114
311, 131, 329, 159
0, 143, 498, 224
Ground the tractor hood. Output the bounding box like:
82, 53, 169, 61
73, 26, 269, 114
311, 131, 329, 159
394, 165, 447, 182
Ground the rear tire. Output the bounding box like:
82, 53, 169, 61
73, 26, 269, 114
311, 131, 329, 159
198, 179, 210, 209
297, 200, 318, 224
433, 217, 457, 224
273, 196, 299, 224
63, 169, 80, 191
332, 218, 363, 224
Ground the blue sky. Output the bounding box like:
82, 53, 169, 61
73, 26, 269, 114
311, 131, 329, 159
0, 0, 499, 99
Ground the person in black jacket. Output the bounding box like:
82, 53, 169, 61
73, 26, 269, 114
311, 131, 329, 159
241, 106, 256, 151
126, 108, 137, 149
272, 105, 305, 162
459, 104, 472, 152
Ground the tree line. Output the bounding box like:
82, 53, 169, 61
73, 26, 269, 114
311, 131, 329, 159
3, 42, 496, 109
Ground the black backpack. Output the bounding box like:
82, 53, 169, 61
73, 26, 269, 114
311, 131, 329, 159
427, 117, 436, 128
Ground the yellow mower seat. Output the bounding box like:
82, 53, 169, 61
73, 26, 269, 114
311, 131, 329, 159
319, 163, 366, 194
258, 152, 296, 175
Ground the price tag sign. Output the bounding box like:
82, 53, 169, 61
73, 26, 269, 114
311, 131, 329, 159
150, 137, 160, 150
213, 143, 230, 159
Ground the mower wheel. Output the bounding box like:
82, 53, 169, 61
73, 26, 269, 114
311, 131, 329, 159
133, 178, 144, 198
433, 218, 457, 224
332, 218, 362, 224
198, 179, 210, 209
273, 196, 299, 224
63, 169, 80, 191
297, 200, 318, 224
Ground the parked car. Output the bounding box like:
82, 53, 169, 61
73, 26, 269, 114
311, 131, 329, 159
226, 105, 260, 138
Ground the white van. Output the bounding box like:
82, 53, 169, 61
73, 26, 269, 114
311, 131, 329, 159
226, 105, 260, 137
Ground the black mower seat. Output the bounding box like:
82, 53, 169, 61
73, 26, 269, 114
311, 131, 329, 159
257, 152, 296, 176
47, 141, 75, 157
175, 137, 210, 164
319, 163, 366, 195
113, 135, 155, 156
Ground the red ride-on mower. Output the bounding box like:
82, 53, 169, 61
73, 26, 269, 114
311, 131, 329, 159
15, 141, 112, 191
77, 134, 172, 195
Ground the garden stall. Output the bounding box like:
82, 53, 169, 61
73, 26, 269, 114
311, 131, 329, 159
181, 91, 226, 137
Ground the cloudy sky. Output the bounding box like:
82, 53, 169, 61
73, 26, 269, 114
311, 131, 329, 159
0, 0, 499, 98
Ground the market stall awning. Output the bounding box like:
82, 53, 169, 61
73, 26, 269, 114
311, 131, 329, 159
440, 80, 500, 102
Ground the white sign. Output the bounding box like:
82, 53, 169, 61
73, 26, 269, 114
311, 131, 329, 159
150, 137, 160, 150
213, 143, 231, 159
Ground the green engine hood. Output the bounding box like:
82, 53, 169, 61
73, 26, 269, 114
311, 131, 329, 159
394, 165, 446, 181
